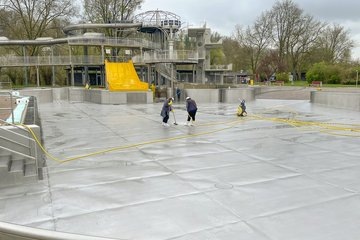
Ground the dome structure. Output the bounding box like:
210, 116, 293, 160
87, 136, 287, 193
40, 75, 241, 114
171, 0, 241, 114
135, 10, 181, 34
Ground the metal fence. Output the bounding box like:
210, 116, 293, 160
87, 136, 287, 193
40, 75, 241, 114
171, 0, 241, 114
67, 37, 161, 49
143, 50, 198, 63
0, 55, 104, 67
0, 51, 199, 67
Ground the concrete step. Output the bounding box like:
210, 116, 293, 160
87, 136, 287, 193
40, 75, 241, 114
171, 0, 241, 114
24, 164, 38, 182
0, 155, 11, 173
9, 159, 25, 178
24, 163, 37, 177
0, 160, 39, 187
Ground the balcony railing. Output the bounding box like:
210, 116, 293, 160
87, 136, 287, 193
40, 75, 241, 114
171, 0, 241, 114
0, 50, 199, 67
206, 64, 233, 71
67, 37, 161, 49
143, 50, 198, 63
0, 55, 104, 67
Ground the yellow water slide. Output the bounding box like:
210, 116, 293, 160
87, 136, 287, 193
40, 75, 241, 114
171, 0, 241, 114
105, 60, 148, 91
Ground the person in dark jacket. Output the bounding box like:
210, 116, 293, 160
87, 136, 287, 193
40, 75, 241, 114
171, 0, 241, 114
160, 97, 174, 127
185, 97, 197, 126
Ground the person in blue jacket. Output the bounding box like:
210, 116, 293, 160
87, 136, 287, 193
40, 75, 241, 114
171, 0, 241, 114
237, 99, 247, 117
160, 97, 174, 127
185, 97, 197, 126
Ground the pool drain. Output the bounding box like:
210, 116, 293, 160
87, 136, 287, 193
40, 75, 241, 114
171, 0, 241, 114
215, 182, 234, 189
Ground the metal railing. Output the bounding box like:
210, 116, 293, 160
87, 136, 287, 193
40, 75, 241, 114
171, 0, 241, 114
0, 91, 15, 124
206, 63, 233, 71
0, 55, 104, 67
67, 37, 161, 49
143, 50, 198, 63
156, 63, 178, 82
0, 50, 199, 67
0, 81, 12, 89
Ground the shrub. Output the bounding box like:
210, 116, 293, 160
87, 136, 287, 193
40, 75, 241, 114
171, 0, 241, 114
306, 62, 347, 84
276, 72, 289, 82
306, 62, 327, 83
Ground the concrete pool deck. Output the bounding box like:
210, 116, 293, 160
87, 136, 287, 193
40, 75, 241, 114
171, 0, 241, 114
0, 99, 360, 240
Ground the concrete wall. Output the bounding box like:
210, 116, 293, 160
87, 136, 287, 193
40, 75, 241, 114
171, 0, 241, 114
221, 88, 255, 103
17, 88, 153, 104
68, 88, 85, 102
184, 89, 220, 103
310, 91, 360, 111
17, 89, 53, 103
182, 88, 255, 103
52, 88, 69, 102
14, 88, 359, 110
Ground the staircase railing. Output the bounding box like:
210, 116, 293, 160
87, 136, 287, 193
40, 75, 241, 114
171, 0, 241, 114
156, 63, 178, 83
0, 90, 15, 124
0, 119, 39, 178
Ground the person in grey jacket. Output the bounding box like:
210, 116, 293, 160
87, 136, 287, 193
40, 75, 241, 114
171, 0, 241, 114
160, 97, 174, 127
185, 97, 197, 126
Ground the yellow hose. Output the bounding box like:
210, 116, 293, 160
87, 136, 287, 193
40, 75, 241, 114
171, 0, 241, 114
20, 111, 359, 164
21, 119, 240, 164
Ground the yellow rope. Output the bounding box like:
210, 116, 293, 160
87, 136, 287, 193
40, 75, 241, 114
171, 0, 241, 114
20, 111, 359, 164
249, 114, 360, 137
21, 120, 240, 164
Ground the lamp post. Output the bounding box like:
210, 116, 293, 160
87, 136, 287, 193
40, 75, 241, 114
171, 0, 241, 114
356, 70, 358, 88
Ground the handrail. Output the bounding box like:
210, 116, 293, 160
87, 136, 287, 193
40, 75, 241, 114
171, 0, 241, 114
0, 119, 39, 176
0, 119, 33, 135
143, 50, 198, 63
156, 63, 178, 83
0, 134, 32, 149
0, 50, 199, 67
0, 221, 119, 240
63, 22, 143, 34
67, 37, 160, 49
0, 145, 35, 160
0, 92, 15, 124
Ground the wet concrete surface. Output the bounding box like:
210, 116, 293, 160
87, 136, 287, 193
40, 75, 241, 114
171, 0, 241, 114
0, 99, 360, 240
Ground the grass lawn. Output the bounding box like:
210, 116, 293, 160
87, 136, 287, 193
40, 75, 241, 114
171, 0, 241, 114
284, 81, 357, 88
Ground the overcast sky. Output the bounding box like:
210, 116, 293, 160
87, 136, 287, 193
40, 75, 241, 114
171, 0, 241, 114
136, 0, 360, 60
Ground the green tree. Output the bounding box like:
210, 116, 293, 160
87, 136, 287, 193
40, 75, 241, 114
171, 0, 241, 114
222, 37, 248, 72
210, 32, 225, 65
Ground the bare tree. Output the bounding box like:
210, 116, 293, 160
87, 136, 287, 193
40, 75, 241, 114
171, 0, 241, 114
287, 15, 325, 80
269, 0, 303, 71
83, 0, 142, 24
234, 11, 273, 77
269, 0, 328, 79
317, 24, 354, 63
0, 0, 77, 42
0, 0, 77, 85
82, 0, 143, 42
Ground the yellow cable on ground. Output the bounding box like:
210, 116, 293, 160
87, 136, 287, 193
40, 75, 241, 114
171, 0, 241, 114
21, 120, 240, 164
249, 114, 360, 137
20, 112, 359, 164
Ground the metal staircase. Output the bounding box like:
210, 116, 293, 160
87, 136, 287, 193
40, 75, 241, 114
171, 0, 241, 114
156, 63, 178, 83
